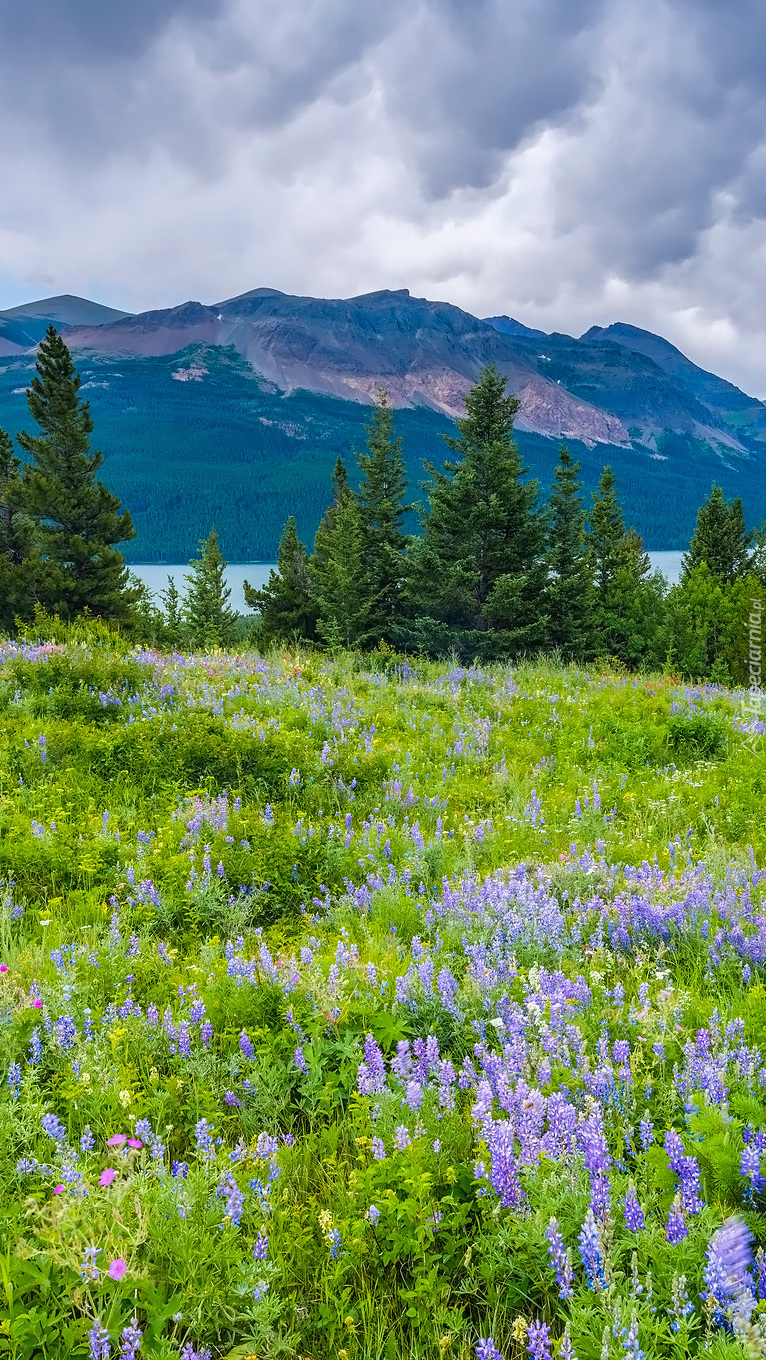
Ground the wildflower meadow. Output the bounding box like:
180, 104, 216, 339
3, 632, 766, 1359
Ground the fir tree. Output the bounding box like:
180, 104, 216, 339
17, 326, 136, 621
406, 364, 546, 651
588, 466, 624, 601
310, 459, 369, 649
182, 528, 238, 649
544, 445, 593, 658
0, 425, 35, 630
588, 467, 665, 665
244, 515, 316, 642
682, 484, 753, 584
161, 576, 183, 647
355, 388, 409, 643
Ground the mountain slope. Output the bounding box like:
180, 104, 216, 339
0, 294, 133, 356
3, 284, 766, 558
63, 288, 630, 448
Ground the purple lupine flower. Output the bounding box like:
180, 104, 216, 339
294, 1046, 309, 1074
41, 1112, 67, 1142
371, 1137, 386, 1160
394, 1125, 411, 1151
367, 1205, 380, 1226
253, 1231, 269, 1260
217, 1172, 244, 1226
358, 1034, 386, 1095
88, 1320, 111, 1360
638, 1115, 653, 1150
666, 1197, 688, 1245
623, 1183, 645, 1233
619, 1313, 645, 1360
545, 1217, 573, 1299
240, 1031, 255, 1060
404, 1080, 423, 1111
559, 1323, 576, 1360
194, 1119, 214, 1159
475, 1341, 503, 1360
28, 1028, 42, 1064
80, 1245, 101, 1281
7, 1062, 21, 1099
702, 1216, 755, 1326
670, 1274, 694, 1332
527, 1320, 552, 1359
578, 1207, 606, 1290
80, 1125, 95, 1153
741, 1144, 765, 1197
119, 1316, 142, 1360
328, 1227, 342, 1259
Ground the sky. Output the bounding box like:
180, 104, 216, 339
3, 0, 766, 393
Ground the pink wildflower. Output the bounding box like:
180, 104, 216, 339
107, 1134, 127, 1146
107, 1258, 127, 1280
99, 1168, 117, 1186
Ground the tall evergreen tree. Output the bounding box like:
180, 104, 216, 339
587, 466, 624, 602
17, 326, 136, 621
0, 425, 35, 630
544, 445, 593, 658
588, 467, 665, 665
310, 459, 369, 649
406, 364, 546, 652
355, 388, 409, 643
682, 484, 753, 584
161, 576, 183, 648
244, 515, 316, 642
183, 527, 238, 648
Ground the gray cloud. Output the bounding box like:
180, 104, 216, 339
2, 0, 766, 394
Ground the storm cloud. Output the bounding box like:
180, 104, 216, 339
3, 0, 766, 392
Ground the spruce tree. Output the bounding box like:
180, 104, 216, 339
161, 576, 183, 648
0, 425, 35, 630
310, 459, 369, 649
544, 446, 593, 659
682, 484, 753, 584
244, 515, 316, 642
355, 388, 409, 643
17, 325, 136, 621
587, 467, 665, 665
587, 466, 624, 601
183, 528, 238, 649
406, 364, 546, 652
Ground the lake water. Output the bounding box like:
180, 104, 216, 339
131, 563, 274, 613
132, 550, 685, 615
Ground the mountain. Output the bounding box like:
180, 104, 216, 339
1, 284, 766, 559
0, 294, 133, 355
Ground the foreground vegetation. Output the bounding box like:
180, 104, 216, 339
2, 633, 766, 1358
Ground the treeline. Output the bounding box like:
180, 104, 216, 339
245, 366, 765, 684
1, 332, 764, 684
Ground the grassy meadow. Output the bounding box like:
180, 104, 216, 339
2, 633, 766, 1359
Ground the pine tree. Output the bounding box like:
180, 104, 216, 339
587, 467, 665, 665
406, 364, 546, 652
310, 459, 369, 649
244, 515, 316, 642
544, 445, 593, 658
588, 466, 625, 601
161, 576, 183, 648
182, 528, 238, 648
17, 325, 136, 621
355, 389, 409, 643
682, 484, 753, 584
0, 425, 35, 630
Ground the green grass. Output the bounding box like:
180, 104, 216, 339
1, 637, 766, 1358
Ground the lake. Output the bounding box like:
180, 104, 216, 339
130, 551, 685, 614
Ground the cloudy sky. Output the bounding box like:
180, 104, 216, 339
3, 0, 766, 392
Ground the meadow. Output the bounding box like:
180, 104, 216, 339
2, 632, 766, 1359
